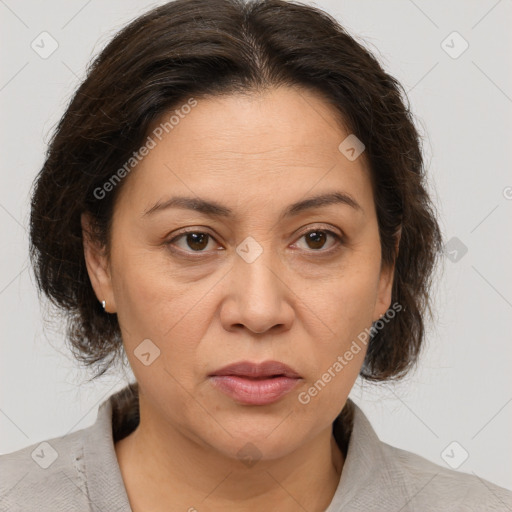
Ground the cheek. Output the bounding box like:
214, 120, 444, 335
110, 247, 215, 381
309, 260, 381, 342
296, 348, 364, 429
110, 242, 193, 332
295, 277, 374, 415
294, 259, 379, 402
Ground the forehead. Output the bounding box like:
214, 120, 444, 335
118, 86, 374, 217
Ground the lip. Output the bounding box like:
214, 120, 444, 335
208, 360, 302, 405
210, 360, 301, 379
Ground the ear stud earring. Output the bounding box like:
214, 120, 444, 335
101, 300, 106, 311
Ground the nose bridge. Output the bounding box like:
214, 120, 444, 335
227, 234, 289, 332
234, 234, 281, 299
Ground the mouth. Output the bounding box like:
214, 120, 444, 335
208, 360, 302, 405
209, 360, 301, 379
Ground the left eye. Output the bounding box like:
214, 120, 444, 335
294, 229, 342, 251
167, 228, 342, 254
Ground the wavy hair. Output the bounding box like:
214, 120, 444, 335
29, 0, 444, 382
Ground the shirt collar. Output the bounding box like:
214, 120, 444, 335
326, 400, 412, 511
83, 385, 411, 512
83, 392, 133, 512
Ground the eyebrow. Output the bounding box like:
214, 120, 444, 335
142, 191, 364, 220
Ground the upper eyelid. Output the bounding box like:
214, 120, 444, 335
168, 225, 343, 251
169, 224, 342, 240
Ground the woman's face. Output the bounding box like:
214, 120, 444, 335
84, 85, 396, 461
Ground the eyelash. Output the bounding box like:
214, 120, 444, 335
165, 227, 344, 257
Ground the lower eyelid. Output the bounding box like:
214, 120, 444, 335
168, 229, 343, 254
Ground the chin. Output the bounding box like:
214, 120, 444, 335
193, 414, 307, 463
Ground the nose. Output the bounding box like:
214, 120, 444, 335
219, 240, 294, 335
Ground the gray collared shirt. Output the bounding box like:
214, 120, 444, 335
1, 385, 511, 511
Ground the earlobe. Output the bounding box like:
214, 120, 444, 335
81, 212, 116, 313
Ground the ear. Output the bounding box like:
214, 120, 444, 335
81, 212, 116, 313
373, 226, 401, 322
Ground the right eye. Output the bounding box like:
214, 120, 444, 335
166, 229, 222, 254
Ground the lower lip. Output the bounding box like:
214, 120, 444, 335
209, 375, 300, 405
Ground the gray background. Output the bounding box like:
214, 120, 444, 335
1, 0, 511, 492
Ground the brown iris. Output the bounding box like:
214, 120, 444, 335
304, 230, 327, 250
185, 233, 209, 251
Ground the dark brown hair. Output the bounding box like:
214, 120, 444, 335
29, 0, 443, 382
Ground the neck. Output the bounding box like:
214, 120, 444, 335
114, 398, 345, 512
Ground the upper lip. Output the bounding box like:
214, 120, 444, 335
209, 360, 301, 379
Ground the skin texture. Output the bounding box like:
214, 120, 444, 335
82, 85, 398, 512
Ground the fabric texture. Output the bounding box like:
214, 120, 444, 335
1, 384, 511, 511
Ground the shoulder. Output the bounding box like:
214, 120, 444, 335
0, 387, 136, 512
338, 400, 512, 512
381, 440, 512, 511
0, 428, 91, 512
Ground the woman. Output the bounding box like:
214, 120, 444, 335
1, 0, 510, 510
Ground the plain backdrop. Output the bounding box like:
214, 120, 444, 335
1, 0, 511, 492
